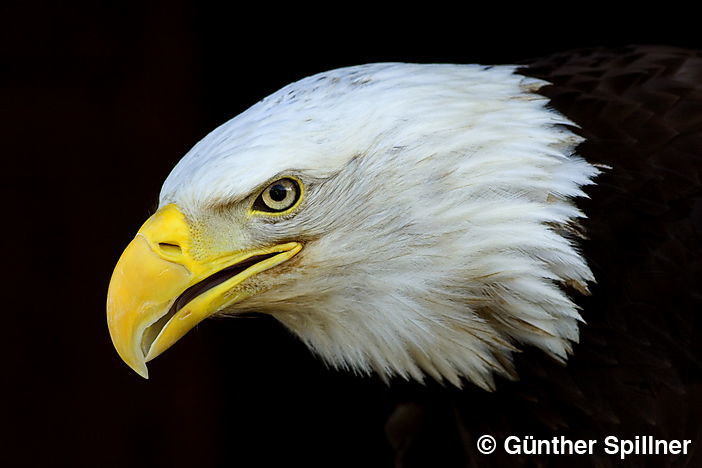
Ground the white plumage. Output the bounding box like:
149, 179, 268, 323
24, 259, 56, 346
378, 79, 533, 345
160, 63, 600, 389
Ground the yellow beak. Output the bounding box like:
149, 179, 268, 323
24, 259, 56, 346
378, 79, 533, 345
106, 204, 302, 378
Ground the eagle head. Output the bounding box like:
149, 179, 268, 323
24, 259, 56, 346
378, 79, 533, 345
107, 63, 599, 389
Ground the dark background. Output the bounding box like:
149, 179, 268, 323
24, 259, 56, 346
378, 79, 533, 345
2, 3, 700, 467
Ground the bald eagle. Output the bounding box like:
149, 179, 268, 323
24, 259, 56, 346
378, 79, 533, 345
107, 45, 702, 467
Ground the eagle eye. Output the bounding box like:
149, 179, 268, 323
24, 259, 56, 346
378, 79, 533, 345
252, 178, 302, 214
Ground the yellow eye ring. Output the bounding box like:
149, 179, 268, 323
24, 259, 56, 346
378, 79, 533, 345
251, 177, 304, 215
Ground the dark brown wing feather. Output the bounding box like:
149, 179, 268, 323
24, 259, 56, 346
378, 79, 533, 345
387, 45, 702, 468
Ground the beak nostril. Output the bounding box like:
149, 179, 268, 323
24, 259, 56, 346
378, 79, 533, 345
158, 242, 183, 256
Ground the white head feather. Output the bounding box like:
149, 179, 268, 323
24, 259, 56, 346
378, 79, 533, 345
160, 63, 599, 390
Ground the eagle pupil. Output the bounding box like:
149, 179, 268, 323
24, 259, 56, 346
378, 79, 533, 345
269, 184, 288, 202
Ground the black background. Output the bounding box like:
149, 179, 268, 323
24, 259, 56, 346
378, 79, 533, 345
2, 3, 700, 467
